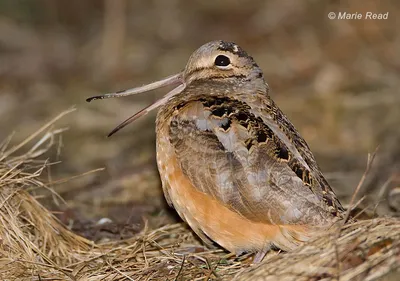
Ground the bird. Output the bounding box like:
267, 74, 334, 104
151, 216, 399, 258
87, 40, 344, 263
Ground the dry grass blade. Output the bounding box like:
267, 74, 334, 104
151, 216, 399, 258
1, 111, 399, 281
0, 107, 76, 162
48, 167, 105, 186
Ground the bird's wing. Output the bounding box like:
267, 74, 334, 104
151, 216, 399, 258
166, 95, 340, 226
236, 93, 344, 214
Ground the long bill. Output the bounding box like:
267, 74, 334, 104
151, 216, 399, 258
86, 73, 185, 137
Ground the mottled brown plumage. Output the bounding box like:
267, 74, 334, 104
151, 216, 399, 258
87, 40, 344, 262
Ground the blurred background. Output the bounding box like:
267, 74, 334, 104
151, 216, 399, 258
0, 0, 399, 240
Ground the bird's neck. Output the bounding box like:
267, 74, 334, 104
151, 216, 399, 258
182, 77, 268, 100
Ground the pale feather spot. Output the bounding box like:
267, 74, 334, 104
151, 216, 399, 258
279, 200, 303, 223
233, 44, 239, 53
215, 168, 234, 202
214, 122, 250, 153
196, 119, 209, 131
214, 128, 237, 152
246, 172, 264, 201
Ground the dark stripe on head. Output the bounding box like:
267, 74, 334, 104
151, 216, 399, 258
217, 41, 249, 58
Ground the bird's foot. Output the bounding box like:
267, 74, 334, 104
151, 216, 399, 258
252, 247, 270, 263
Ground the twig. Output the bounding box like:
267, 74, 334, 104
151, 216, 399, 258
174, 255, 186, 281
107, 260, 135, 281
206, 258, 221, 280
0, 132, 15, 154
376, 174, 396, 204
334, 147, 378, 279
343, 148, 378, 224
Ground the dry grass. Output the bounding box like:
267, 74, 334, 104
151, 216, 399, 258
0, 110, 399, 281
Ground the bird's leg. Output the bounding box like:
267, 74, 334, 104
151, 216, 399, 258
252, 246, 271, 263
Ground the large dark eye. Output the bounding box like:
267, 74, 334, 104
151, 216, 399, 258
215, 55, 231, 67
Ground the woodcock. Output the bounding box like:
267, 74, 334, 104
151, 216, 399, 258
87, 40, 344, 262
